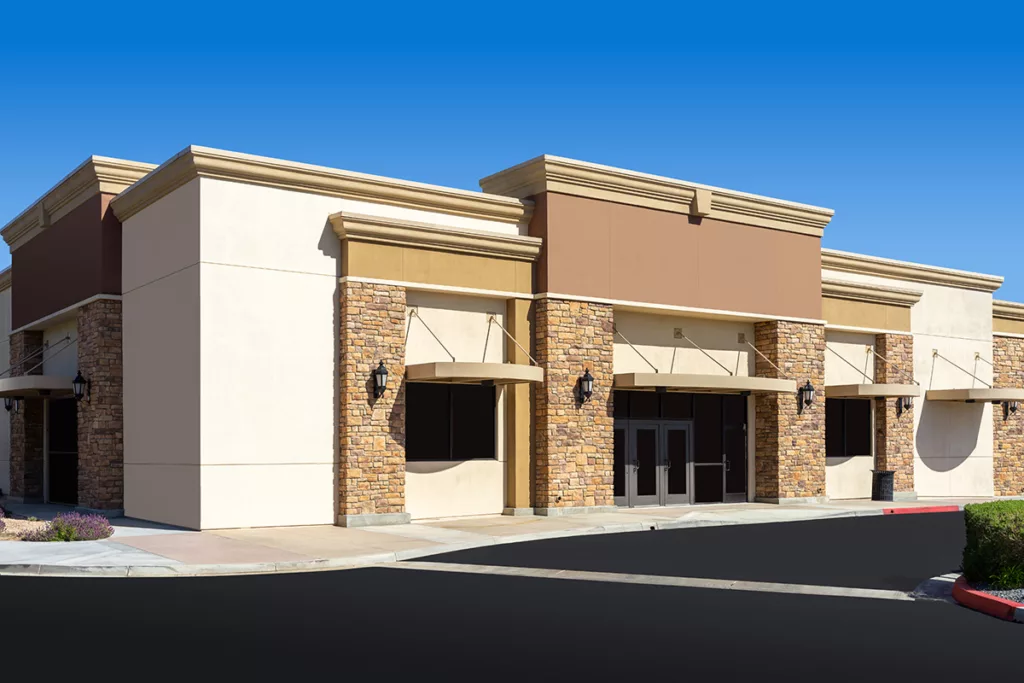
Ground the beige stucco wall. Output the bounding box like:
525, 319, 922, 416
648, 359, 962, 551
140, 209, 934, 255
42, 319, 78, 378
0, 287, 10, 496
612, 311, 755, 376
404, 290, 507, 519
826, 455, 873, 499
123, 180, 202, 529
823, 268, 995, 496
824, 332, 876, 386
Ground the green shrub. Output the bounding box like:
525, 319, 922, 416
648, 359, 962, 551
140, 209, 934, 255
962, 500, 1024, 589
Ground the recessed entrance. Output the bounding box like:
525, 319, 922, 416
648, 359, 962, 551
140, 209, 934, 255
613, 391, 748, 506
47, 399, 78, 506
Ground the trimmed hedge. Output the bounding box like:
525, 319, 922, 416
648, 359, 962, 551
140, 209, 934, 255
962, 500, 1024, 589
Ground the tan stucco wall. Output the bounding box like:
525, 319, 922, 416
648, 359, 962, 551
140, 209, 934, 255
994, 318, 1024, 335
612, 311, 756, 376
822, 297, 910, 332
823, 267, 995, 496
0, 287, 11, 495
826, 455, 873, 499
404, 291, 507, 519
824, 332, 876, 386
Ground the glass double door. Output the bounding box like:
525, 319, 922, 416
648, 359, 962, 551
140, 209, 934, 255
615, 421, 692, 507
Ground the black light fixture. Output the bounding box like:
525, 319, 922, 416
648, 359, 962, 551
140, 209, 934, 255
72, 371, 90, 402
4, 396, 19, 414
578, 368, 595, 404
1004, 400, 1019, 420
897, 395, 914, 416
372, 361, 389, 399
798, 380, 815, 413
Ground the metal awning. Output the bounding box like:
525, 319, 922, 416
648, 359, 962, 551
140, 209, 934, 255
614, 373, 796, 394
0, 375, 74, 397
405, 362, 544, 386
825, 384, 921, 399
925, 388, 1024, 403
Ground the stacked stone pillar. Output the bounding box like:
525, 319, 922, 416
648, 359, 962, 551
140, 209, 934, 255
753, 321, 826, 503
874, 333, 916, 499
76, 299, 125, 511
8, 331, 45, 501
337, 281, 409, 527
533, 298, 614, 514
993, 336, 1024, 496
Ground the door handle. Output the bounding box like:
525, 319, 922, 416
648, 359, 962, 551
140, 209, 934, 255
725, 460, 731, 472
632, 459, 640, 472
666, 459, 672, 470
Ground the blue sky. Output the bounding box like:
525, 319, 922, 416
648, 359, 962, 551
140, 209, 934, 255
2, 3, 1022, 297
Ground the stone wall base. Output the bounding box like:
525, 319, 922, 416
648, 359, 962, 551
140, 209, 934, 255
534, 505, 618, 517
502, 507, 535, 517
754, 496, 830, 505
891, 491, 919, 502
336, 512, 411, 528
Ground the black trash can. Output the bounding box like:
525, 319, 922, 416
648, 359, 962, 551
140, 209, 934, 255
871, 470, 895, 501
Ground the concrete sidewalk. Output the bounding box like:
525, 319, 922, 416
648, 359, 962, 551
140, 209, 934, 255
0, 498, 989, 577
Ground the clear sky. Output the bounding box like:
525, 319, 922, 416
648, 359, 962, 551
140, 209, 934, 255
2, 3, 1022, 298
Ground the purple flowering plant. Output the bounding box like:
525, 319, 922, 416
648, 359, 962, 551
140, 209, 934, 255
21, 512, 114, 542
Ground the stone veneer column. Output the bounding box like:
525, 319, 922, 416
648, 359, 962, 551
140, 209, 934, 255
337, 281, 409, 527
8, 331, 45, 501
754, 321, 826, 503
874, 333, 916, 499
76, 300, 125, 511
533, 298, 614, 514
993, 336, 1024, 497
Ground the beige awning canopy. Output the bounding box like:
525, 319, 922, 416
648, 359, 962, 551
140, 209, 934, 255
925, 388, 1024, 403
614, 373, 796, 394
825, 384, 921, 399
405, 362, 544, 386
0, 375, 74, 398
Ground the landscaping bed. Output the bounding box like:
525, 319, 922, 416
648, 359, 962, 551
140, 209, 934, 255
956, 501, 1024, 621
0, 506, 112, 542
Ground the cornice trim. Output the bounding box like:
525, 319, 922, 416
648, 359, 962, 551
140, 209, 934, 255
821, 278, 923, 307
0, 268, 10, 293
480, 155, 834, 237
2, 157, 156, 251
330, 212, 542, 262
993, 300, 1024, 322
112, 146, 533, 226
821, 249, 1004, 293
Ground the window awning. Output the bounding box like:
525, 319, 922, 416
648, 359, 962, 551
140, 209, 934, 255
825, 384, 921, 399
925, 388, 1024, 403
614, 373, 796, 394
405, 362, 544, 386
0, 375, 74, 397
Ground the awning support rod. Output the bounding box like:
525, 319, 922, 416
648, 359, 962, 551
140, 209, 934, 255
975, 352, 993, 368
613, 326, 659, 373
932, 349, 991, 388
0, 340, 52, 379
744, 341, 791, 380
22, 336, 76, 377
679, 332, 733, 376
871, 348, 920, 385
825, 344, 874, 384
407, 309, 456, 362
486, 315, 538, 366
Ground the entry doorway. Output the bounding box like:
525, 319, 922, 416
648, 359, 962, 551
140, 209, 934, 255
47, 399, 78, 505
613, 391, 748, 507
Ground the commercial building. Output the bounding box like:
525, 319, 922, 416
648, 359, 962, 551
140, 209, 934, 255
0, 147, 1021, 529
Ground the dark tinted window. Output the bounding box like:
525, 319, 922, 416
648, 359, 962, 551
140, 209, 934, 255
406, 383, 495, 461
825, 398, 872, 458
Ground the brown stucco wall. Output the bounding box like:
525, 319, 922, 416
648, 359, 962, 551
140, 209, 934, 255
529, 193, 822, 320
11, 193, 122, 329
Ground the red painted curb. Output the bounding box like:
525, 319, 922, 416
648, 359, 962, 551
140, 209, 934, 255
952, 576, 1024, 622
883, 505, 960, 515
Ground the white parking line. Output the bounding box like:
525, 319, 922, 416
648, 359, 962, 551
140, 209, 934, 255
390, 561, 915, 601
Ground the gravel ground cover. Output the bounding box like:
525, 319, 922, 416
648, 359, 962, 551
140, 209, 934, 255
972, 584, 1024, 604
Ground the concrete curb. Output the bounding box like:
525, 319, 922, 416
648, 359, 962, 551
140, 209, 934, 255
951, 576, 1024, 623
883, 505, 960, 515
0, 504, 966, 579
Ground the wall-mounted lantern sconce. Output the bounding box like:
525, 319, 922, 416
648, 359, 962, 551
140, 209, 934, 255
798, 380, 815, 413
577, 368, 594, 404
4, 396, 20, 414
1004, 400, 1019, 421
72, 371, 91, 402
897, 396, 913, 416
372, 361, 389, 399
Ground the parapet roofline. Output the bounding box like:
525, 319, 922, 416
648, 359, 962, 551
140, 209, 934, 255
480, 154, 835, 237
822, 248, 1004, 293
112, 145, 533, 226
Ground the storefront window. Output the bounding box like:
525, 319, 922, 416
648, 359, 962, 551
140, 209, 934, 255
406, 383, 496, 461
825, 398, 872, 457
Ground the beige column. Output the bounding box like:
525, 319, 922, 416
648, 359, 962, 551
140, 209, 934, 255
874, 333, 916, 499
504, 297, 534, 514
533, 298, 614, 515
337, 281, 409, 527
993, 336, 1024, 496
754, 320, 827, 503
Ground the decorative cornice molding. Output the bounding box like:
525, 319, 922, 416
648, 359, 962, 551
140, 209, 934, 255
330, 212, 542, 262
112, 146, 533, 226
821, 277, 923, 308
0, 268, 10, 293
479, 155, 834, 237
821, 249, 1004, 293
2, 157, 156, 251
994, 300, 1024, 322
